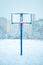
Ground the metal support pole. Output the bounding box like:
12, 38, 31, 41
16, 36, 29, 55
20, 14, 23, 55
20, 23, 22, 55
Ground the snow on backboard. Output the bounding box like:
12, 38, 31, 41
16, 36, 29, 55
11, 13, 32, 24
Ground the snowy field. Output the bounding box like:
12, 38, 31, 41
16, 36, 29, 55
0, 39, 43, 65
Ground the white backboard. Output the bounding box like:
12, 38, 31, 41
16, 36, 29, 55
11, 13, 32, 24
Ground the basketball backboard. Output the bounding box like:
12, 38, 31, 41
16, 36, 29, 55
11, 13, 32, 24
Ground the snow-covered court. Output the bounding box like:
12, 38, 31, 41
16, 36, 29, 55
0, 39, 43, 65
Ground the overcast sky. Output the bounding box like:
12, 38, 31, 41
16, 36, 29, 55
0, 0, 43, 20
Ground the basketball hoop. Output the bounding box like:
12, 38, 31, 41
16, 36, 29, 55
11, 13, 32, 55
19, 22, 24, 24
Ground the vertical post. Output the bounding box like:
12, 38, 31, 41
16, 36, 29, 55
20, 13, 23, 55
20, 23, 22, 55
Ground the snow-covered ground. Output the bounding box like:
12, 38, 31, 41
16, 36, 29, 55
0, 39, 43, 65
